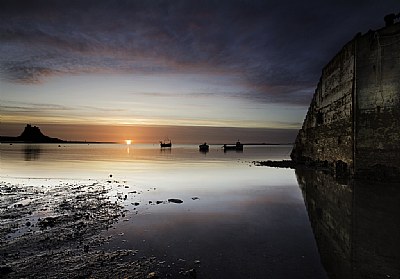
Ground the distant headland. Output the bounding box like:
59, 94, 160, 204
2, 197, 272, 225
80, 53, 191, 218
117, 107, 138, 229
0, 124, 114, 144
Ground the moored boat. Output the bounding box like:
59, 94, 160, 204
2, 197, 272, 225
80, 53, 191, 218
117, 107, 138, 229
160, 139, 172, 148
223, 141, 243, 151
199, 142, 209, 152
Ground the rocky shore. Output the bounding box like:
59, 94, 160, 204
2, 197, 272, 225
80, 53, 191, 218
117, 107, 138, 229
0, 180, 197, 278
253, 160, 295, 169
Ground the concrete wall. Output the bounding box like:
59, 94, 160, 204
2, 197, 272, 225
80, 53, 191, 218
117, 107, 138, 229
292, 22, 400, 178
355, 23, 400, 177
291, 41, 355, 173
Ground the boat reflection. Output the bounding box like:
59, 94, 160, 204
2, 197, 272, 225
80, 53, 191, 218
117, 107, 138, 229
159, 147, 172, 154
296, 168, 400, 279
199, 142, 209, 153
199, 149, 209, 154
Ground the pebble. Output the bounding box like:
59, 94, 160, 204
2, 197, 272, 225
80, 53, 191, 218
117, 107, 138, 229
147, 271, 158, 278
168, 199, 183, 204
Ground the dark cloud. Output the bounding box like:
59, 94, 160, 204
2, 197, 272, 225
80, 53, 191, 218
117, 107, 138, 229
0, 0, 398, 104
0, 100, 73, 115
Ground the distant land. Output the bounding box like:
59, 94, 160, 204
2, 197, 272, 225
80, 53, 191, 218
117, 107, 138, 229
0, 124, 115, 144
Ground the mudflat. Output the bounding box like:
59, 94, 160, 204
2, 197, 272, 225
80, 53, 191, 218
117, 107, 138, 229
0, 179, 194, 278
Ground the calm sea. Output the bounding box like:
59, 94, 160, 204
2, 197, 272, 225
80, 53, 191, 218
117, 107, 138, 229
6, 143, 398, 279
0, 143, 328, 278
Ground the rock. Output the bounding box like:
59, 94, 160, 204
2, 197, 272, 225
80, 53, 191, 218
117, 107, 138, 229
156, 201, 163, 204
168, 199, 183, 204
254, 160, 295, 169
147, 271, 158, 278
191, 197, 199, 200
38, 216, 60, 228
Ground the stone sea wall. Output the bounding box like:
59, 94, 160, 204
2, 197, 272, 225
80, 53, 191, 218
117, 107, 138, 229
291, 41, 355, 174
292, 22, 400, 178
355, 23, 400, 177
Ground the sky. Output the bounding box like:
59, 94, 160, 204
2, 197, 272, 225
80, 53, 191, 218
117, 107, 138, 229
0, 0, 398, 143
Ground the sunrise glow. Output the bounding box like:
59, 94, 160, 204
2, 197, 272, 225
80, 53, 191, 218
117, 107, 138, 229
125, 139, 132, 145
1, 0, 395, 144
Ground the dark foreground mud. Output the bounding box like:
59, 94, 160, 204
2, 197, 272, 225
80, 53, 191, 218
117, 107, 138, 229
0, 180, 196, 279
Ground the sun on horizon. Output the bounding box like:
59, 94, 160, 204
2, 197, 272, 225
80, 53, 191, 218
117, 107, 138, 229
125, 139, 132, 145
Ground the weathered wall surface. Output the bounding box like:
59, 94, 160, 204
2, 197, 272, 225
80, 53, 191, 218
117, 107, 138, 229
291, 41, 355, 173
355, 23, 400, 177
292, 22, 400, 177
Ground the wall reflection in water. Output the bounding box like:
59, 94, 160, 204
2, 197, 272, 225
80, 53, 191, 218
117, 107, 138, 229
24, 145, 41, 161
296, 168, 400, 279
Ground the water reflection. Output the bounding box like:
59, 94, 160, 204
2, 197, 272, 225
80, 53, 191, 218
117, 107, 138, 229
223, 149, 243, 153
24, 145, 41, 161
159, 147, 172, 154
199, 149, 209, 154
296, 168, 400, 279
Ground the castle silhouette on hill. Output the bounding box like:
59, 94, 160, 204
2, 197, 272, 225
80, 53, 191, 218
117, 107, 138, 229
0, 124, 112, 144
1, 124, 64, 143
